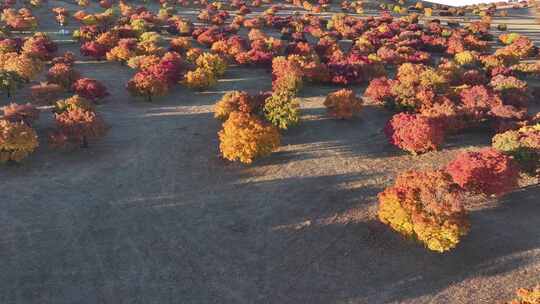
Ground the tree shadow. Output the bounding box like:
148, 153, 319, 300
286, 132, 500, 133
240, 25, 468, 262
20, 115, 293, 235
259, 184, 540, 303
258, 106, 397, 166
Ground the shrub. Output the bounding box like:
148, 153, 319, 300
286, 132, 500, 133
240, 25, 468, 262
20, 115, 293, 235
0, 119, 39, 163
218, 111, 280, 164
446, 148, 520, 196
139, 32, 161, 44
72, 78, 109, 102
127, 55, 161, 70
0, 39, 20, 55
136, 40, 165, 56
183, 67, 217, 90
21, 32, 57, 60
54, 95, 95, 114
195, 52, 227, 76
499, 33, 521, 45
80, 41, 108, 60
134, 52, 183, 85
51, 52, 76, 66
378, 170, 470, 252
495, 36, 535, 60
1, 8, 37, 31
462, 69, 487, 86
30, 83, 63, 105
489, 104, 528, 132
420, 97, 466, 133
459, 85, 503, 121
271, 56, 303, 95
170, 37, 191, 53
454, 51, 477, 66
492, 124, 540, 172
186, 48, 203, 64
127, 71, 169, 102
506, 285, 540, 304
94, 32, 118, 49
106, 39, 138, 63
50, 107, 108, 148
0, 53, 43, 80
263, 91, 300, 130
384, 113, 445, 154
419, 69, 448, 92
323, 89, 362, 119
214, 91, 265, 120
364, 77, 394, 105
396, 63, 426, 86
0, 70, 26, 97
2, 103, 39, 125
47, 63, 81, 90
490, 75, 527, 92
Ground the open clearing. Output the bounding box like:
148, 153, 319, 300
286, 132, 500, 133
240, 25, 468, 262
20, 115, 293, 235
0, 1, 539, 303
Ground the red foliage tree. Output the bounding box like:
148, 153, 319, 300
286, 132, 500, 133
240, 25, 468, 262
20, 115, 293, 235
50, 108, 108, 148
21, 33, 58, 60
72, 78, 109, 102
47, 63, 81, 90
127, 71, 169, 102
364, 77, 394, 105
459, 85, 503, 122
2, 102, 39, 125
445, 148, 520, 196
144, 51, 183, 85
384, 113, 445, 154
80, 41, 108, 60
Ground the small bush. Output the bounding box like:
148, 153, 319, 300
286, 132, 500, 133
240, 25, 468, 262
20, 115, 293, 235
80, 41, 108, 59
170, 37, 191, 53
492, 124, 540, 173
0, 52, 43, 80
506, 285, 540, 304
0, 70, 26, 97
271, 56, 304, 95
214, 91, 265, 121
490, 75, 527, 92
364, 77, 394, 105
323, 89, 362, 119
183, 67, 217, 90
72, 78, 109, 102
2, 103, 39, 125
196, 52, 227, 77
127, 71, 169, 102
263, 91, 300, 130
378, 170, 470, 252
50, 107, 108, 148
54, 95, 95, 114
459, 85, 503, 121
454, 51, 477, 66
446, 148, 520, 196
106, 38, 138, 63
127, 55, 160, 70
384, 113, 445, 154
0, 119, 39, 163
47, 63, 81, 90
21, 32, 57, 60
218, 111, 280, 164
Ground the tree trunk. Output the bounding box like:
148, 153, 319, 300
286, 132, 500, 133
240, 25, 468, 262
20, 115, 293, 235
81, 136, 89, 148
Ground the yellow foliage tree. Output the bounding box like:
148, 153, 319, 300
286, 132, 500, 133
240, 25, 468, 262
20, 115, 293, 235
218, 112, 280, 164
378, 170, 470, 253
323, 89, 362, 119
0, 120, 39, 163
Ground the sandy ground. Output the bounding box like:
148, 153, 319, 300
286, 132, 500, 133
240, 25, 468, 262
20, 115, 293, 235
0, 2, 539, 304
